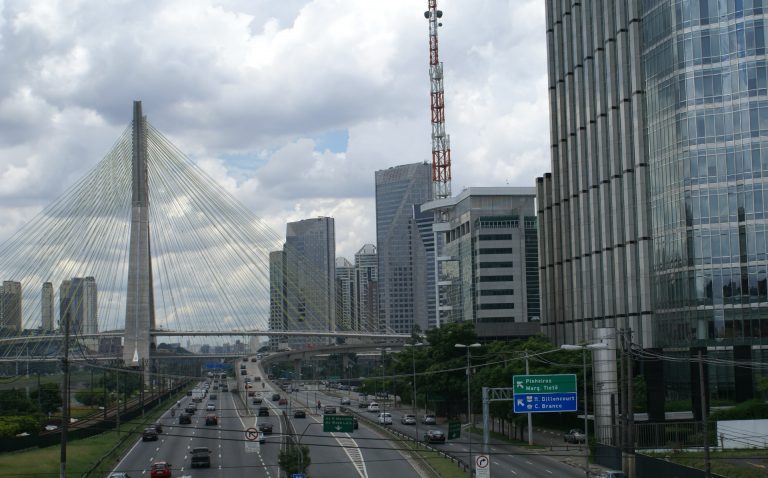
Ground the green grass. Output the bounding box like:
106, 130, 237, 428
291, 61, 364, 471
0, 392, 184, 477
647, 449, 768, 478
399, 437, 470, 478
468, 425, 545, 449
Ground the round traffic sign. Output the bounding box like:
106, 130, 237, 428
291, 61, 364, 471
245, 427, 258, 441
475, 455, 489, 469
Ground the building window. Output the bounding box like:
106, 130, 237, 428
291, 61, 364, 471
480, 289, 514, 296
478, 248, 513, 255
479, 262, 514, 268
478, 275, 514, 282
478, 303, 515, 310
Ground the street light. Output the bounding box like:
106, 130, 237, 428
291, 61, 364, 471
561, 342, 609, 478
404, 342, 423, 441
376, 348, 391, 415
455, 342, 481, 475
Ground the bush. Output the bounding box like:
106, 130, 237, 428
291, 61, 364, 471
0, 416, 41, 438
710, 400, 768, 421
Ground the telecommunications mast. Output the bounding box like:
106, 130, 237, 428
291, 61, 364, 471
424, 0, 451, 200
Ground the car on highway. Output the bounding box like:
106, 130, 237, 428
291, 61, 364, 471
108, 473, 131, 478
184, 405, 196, 414
271, 393, 281, 401
421, 414, 436, 425
258, 406, 269, 416
190, 447, 211, 468
324, 405, 337, 414
358, 401, 370, 409
378, 412, 393, 425
340, 397, 351, 405
152, 423, 163, 434
279, 398, 288, 405
258, 422, 273, 434
367, 402, 380, 413
142, 428, 158, 441
178, 413, 192, 424
424, 429, 446, 444
401, 414, 416, 425
206, 403, 216, 411
149, 462, 172, 478
596, 471, 627, 478
205, 414, 218, 426
294, 409, 306, 418
209, 393, 217, 400
248, 390, 255, 396
252, 397, 263, 404
563, 428, 586, 444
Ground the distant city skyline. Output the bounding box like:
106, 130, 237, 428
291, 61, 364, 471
0, 1, 549, 262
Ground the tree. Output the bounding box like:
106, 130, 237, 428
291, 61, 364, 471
30, 383, 62, 415
278, 444, 310, 474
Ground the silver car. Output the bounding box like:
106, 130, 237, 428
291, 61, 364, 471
401, 414, 416, 425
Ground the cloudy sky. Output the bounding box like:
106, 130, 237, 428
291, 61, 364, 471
0, 0, 550, 261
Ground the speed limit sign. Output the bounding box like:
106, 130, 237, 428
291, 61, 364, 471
474, 454, 490, 478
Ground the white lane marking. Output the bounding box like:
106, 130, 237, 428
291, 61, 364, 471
545, 470, 553, 474
332, 433, 368, 478
510, 470, 518, 475
525, 460, 533, 465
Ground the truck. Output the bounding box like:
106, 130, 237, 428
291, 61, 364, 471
190, 447, 211, 468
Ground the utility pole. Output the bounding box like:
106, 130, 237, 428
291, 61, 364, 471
115, 366, 120, 434
525, 351, 533, 446
59, 313, 70, 478
699, 351, 711, 478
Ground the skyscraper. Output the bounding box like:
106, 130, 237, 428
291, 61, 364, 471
422, 187, 541, 340
375, 162, 435, 334
0, 281, 22, 332
269, 250, 287, 351
59, 277, 98, 336
280, 217, 336, 345
41, 282, 54, 331
335, 257, 355, 331
355, 244, 379, 333
539, 1, 768, 407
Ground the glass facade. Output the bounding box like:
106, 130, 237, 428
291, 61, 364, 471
645, 0, 768, 346
374, 163, 434, 334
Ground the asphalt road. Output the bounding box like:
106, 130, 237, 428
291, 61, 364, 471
239, 360, 423, 478
296, 385, 587, 478
110, 362, 424, 478
110, 378, 280, 478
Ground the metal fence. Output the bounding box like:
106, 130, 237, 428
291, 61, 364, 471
596, 421, 714, 450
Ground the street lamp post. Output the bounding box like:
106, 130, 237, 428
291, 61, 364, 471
455, 343, 481, 475
405, 342, 423, 441
561, 342, 608, 478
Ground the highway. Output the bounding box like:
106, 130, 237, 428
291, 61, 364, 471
292, 384, 587, 478
109, 360, 424, 478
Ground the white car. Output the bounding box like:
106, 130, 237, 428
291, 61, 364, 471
367, 402, 380, 413
206, 403, 216, 411
378, 412, 392, 425
340, 397, 351, 405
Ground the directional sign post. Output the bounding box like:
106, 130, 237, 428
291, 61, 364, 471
475, 454, 490, 478
323, 415, 354, 433
512, 374, 577, 413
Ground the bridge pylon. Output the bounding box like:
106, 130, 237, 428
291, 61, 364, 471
122, 101, 157, 368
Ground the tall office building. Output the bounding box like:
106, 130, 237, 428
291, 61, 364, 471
375, 162, 435, 334
335, 257, 356, 331
59, 277, 98, 336
355, 244, 379, 332
269, 250, 287, 351
423, 187, 541, 340
539, 1, 768, 407
277, 217, 336, 345
41, 282, 54, 331
0, 281, 22, 332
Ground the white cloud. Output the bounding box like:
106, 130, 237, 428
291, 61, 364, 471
0, 0, 549, 261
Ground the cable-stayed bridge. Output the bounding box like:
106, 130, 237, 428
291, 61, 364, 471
0, 101, 408, 365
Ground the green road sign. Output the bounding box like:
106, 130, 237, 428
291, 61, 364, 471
323, 415, 354, 433
448, 420, 461, 440
512, 374, 577, 394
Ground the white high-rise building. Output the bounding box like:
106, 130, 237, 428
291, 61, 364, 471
335, 257, 355, 331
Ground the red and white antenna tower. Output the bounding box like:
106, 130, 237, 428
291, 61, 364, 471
424, 0, 451, 200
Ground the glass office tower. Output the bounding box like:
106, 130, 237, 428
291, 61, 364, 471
539, 0, 768, 407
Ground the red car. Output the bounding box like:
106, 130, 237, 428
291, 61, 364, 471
278, 398, 288, 405
150, 462, 172, 478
